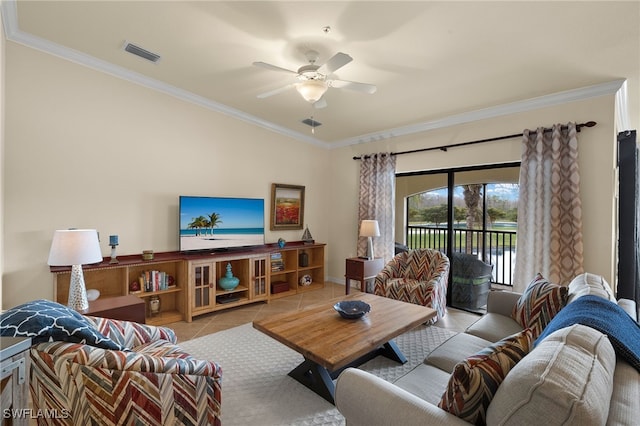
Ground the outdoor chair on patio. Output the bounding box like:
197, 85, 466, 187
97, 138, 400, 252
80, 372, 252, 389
450, 252, 494, 309
373, 248, 449, 322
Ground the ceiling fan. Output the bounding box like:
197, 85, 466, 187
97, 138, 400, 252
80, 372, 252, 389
253, 50, 377, 108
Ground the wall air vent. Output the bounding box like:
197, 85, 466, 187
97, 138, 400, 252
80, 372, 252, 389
123, 42, 161, 63
302, 118, 322, 128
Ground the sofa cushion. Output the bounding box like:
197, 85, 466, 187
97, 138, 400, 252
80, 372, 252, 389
393, 363, 454, 405
465, 313, 523, 343
486, 324, 615, 425
438, 328, 534, 426
608, 357, 640, 425
0, 299, 125, 350
425, 333, 492, 373
511, 273, 568, 338
567, 272, 615, 303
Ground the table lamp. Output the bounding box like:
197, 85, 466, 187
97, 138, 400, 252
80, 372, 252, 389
47, 229, 103, 311
359, 220, 380, 260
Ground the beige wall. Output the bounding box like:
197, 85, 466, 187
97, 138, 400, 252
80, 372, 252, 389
328, 95, 618, 289
2, 39, 621, 309
2, 42, 330, 308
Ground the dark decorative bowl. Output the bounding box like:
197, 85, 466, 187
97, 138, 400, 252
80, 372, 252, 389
333, 300, 371, 319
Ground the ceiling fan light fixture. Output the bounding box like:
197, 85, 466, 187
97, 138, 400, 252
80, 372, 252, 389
296, 80, 328, 103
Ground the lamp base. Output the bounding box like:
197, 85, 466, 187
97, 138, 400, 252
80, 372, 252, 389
366, 236, 375, 260
68, 264, 89, 311
109, 245, 119, 264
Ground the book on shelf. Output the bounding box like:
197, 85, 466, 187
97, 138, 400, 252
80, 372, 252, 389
138, 270, 172, 292
270, 252, 285, 272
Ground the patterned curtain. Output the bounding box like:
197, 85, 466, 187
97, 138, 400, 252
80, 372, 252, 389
359, 153, 396, 264
512, 123, 584, 292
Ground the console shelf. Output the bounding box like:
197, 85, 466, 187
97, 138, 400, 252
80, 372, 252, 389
51, 242, 325, 325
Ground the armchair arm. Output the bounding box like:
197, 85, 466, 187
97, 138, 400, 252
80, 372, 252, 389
335, 368, 469, 426
375, 260, 399, 283
32, 341, 221, 377
486, 290, 522, 316
30, 341, 222, 426
85, 315, 177, 348
617, 298, 638, 322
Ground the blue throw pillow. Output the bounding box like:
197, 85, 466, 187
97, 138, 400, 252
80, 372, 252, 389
0, 299, 126, 351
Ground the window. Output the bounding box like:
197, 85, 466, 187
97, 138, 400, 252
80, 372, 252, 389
397, 163, 519, 312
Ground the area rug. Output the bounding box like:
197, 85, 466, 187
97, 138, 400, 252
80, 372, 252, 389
179, 323, 456, 426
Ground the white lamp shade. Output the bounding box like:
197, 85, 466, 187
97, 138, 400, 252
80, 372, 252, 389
47, 229, 103, 266
296, 80, 328, 103
359, 220, 380, 238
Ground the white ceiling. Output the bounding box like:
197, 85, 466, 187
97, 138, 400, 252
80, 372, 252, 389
3, 1, 639, 147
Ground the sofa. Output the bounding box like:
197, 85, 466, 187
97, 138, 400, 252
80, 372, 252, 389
335, 273, 640, 425
0, 300, 222, 425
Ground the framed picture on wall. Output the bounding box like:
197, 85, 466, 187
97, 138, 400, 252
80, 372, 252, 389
271, 183, 305, 230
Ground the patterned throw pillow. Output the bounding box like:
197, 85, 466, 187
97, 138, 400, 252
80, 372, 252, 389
438, 328, 534, 426
0, 299, 126, 350
511, 273, 568, 338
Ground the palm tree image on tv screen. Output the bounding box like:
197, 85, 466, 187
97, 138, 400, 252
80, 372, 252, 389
179, 196, 265, 252
187, 213, 223, 236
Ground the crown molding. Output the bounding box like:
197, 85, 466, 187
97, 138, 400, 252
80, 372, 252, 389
331, 79, 627, 148
2, 0, 629, 149
1, 0, 326, 148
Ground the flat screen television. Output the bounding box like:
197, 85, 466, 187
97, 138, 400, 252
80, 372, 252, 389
179, 196, 265, 252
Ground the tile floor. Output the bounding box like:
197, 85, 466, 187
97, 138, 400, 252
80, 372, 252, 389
168, 282, 481, 342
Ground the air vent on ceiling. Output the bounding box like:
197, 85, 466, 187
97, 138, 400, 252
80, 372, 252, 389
123, 42, 161, 63
302, 118, 322, 128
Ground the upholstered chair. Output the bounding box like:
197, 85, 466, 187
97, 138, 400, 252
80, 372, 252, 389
374, 249, 450, 322
29, 315, 222, 425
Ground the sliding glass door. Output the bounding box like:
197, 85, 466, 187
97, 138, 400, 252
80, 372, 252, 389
397, 163, 519, 313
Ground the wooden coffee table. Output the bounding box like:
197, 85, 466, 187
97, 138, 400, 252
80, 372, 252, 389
253, 292, 436, 404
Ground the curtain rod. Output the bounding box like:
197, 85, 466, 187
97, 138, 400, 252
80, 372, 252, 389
352, 121, 597, 160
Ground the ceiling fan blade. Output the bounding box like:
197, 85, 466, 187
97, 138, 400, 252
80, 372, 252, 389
313, 98, 327, 109
317, 52, 352, 74
328, 79, 377, 94
256, 83, 295, 99
252, 61, 298, 75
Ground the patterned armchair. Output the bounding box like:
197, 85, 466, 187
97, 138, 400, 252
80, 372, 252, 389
29, 316, 222, 426
373, 249, 450, 322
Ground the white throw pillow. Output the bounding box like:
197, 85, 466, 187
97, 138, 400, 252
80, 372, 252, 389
486, 324, 615, 425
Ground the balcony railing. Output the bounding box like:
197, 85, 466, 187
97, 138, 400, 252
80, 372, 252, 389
406, 225, 516, 286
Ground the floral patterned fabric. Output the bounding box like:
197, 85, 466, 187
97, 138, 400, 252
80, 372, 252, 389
373, 249, 449, 322
30, 316, 222, 425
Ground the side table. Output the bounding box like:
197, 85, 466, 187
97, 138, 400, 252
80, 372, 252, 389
1, 337, 31, 425
345, 257, 385, 295
80, 294, 145, 323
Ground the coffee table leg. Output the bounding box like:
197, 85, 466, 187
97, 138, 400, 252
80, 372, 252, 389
381, 340, 407, 364
288, 358, 336, 404
287, 340, 408, 405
